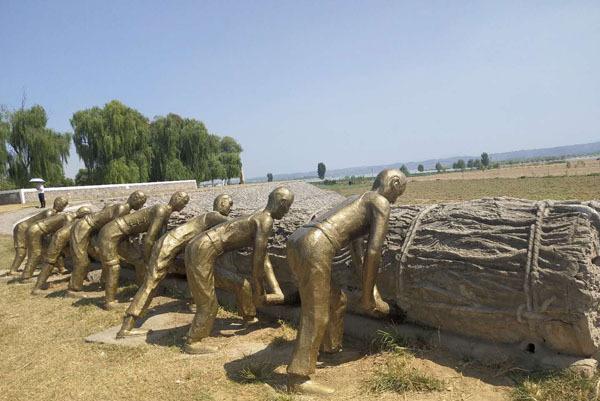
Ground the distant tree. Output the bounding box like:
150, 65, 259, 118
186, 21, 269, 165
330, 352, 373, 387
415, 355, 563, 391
467, 159, 474, 168
456, 159, 466, 171
267, 173, 273, 182
317, 162, 326, 179
481, 152, 490, 168
400, 164, 410, 176
435, 162, 444, 173
473, 159, 482, 169
220, 152, 242, 183
1, 104, 70, 187
75, 168, 92, 185
0, 106, 10, 179
220, 136, 243, 153
71, 100, 151, 184
207, 154, 226, 185
417, 164, 424, 172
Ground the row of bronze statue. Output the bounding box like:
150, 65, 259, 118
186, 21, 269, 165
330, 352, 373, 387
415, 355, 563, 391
6, 168, 407, 395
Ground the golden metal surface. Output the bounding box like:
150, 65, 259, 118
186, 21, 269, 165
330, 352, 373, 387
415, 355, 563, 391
98, 191, 189, 309
286, 169, 406, 394
7, 197, 68, 276
117, 195, 232, 338
183, 187, 294, 351
68, 191, 147, 292
32, 207, 92, 293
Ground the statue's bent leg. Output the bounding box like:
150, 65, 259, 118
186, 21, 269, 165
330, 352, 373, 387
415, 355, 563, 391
32, 263, 54, 293
9, 225, 28, 274
69, 221, 92, 292
22, 227, 43, 280
183, 238, 219, 353
214, 267, 256, 321
321, 285, 347, 353
286, 230, 334, 378
103, 262, 121, 309
118, 259, 170, 338
100, 229, 124, 309
34, 230, 67, 291
286, 228, 337, 395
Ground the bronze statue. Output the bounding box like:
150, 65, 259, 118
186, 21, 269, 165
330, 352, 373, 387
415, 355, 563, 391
286, 169, 406, 395
117, 194, 234, 338
20, 208, 83, 282
7, 197, 68, 276
98, 191, 190, 310
31, 206, 93, 294
67, 191, 147, 295
183, 187, 294, 354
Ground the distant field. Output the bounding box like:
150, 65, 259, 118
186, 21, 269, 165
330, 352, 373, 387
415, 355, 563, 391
413, 159, 600, 181
315, 174, 600, 204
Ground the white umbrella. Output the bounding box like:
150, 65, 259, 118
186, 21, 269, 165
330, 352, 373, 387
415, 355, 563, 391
29, 178, 45, 183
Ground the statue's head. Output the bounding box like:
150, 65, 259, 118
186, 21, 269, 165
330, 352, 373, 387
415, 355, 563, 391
169, 191, 190, 212
127, 190, 147, 210
372, 169, 407, 203
53, 197, 69, 212
266, 186, 294, 220
213, 194, 233, 216
75, 206, 92, 218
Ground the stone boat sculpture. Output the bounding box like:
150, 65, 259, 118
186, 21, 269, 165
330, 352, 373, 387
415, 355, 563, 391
211, 197, 600, 358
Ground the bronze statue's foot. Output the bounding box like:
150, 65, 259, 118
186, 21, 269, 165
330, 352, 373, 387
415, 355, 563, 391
18, 277, 34, 284
182, 342, 219, 355
287, 375, 335, 395
6, 270, 21, 277
116, 328, 149, 339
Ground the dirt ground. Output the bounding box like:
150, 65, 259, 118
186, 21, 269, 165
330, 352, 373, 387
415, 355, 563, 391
413, 159, 600, 181
0, 232, 512, 401
2, 170, 597, 401
318, 174, 600, 203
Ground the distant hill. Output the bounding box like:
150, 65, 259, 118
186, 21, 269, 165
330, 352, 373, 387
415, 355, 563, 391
251, 140, 600, 182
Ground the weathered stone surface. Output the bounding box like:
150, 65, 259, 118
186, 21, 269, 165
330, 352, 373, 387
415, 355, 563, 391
206, 194, 600, 358
111, 184, 600, 358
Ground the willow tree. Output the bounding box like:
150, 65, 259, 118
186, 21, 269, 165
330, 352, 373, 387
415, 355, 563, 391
219, 136, 242, 183
0, 105, 70, 187
150, 114, 224, 182
71, 100, 151, 184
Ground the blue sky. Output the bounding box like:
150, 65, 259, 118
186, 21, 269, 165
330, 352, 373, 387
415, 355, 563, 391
1, 1, 599, 179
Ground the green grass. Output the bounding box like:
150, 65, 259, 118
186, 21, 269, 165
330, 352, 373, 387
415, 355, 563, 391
314, 174, 600, 204
510, 370, 600, 401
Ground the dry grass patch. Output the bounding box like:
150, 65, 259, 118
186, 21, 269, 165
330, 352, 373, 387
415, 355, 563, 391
365, 330, 444, 394
510, 370, 600, 401
271, 319, 297, 346
236, 360, 277, 384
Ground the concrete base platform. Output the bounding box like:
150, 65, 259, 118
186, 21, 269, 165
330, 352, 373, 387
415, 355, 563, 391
85, 312, 192, 347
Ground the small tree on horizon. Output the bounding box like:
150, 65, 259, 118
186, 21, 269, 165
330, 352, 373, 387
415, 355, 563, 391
481, 152, 490, 169
435, 162, 444, 173
400, 164, 410, 177
417, 164, 424, 172
456, 159, 466, 171
267, 173, 273, 182
317, 162, 326, 179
